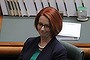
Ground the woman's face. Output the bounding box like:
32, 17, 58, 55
37, 16, 51, 38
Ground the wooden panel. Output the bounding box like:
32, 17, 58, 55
71, 43, 90, 58
0, 42, 90, 58
0, 42, 23, 55
80, 48, 90, 58
0, 16, 2, 32
0, 42, 24, 46
0, 46, 22, 55
71, 43, 90, 47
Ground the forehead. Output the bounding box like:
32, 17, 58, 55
39, 16, 49, 24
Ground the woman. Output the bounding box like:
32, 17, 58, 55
18, 7, 67, 60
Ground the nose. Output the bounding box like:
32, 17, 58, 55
41, 26, 45, 30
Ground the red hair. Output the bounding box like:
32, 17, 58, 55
35, 7, 62, 37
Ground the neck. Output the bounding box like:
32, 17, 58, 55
38, 37, 52, 49
41, 36, 51, 44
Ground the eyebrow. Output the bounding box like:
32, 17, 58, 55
38, 22, 49, 25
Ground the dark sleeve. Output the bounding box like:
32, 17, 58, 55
18, 38, 33, 60
53, 48, 67, 60
52, 43, 68, 60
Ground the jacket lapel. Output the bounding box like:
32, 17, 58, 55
37, 37, 57, 60
24, 37, 40, 60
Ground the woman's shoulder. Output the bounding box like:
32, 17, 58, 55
25, 37, 35, 43
52, 39, 67, 60
24, 36, 40, 46
25, 36, 40, 43
54, 39, 67, 52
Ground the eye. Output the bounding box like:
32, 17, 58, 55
38, 22, 50, 29
44, 24, 50, 28
38, 22, 43, 26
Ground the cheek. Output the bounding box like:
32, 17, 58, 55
37, 26, 41, 31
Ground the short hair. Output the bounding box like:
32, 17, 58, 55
34, 7, 62, 37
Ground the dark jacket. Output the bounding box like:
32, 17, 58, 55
18, 36, 67, 60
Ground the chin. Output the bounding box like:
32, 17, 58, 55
40, 35, 45, 37
40, 35, 46, 38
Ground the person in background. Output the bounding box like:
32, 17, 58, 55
18, 7, 67, 60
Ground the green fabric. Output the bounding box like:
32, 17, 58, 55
30, 49, 41, 60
